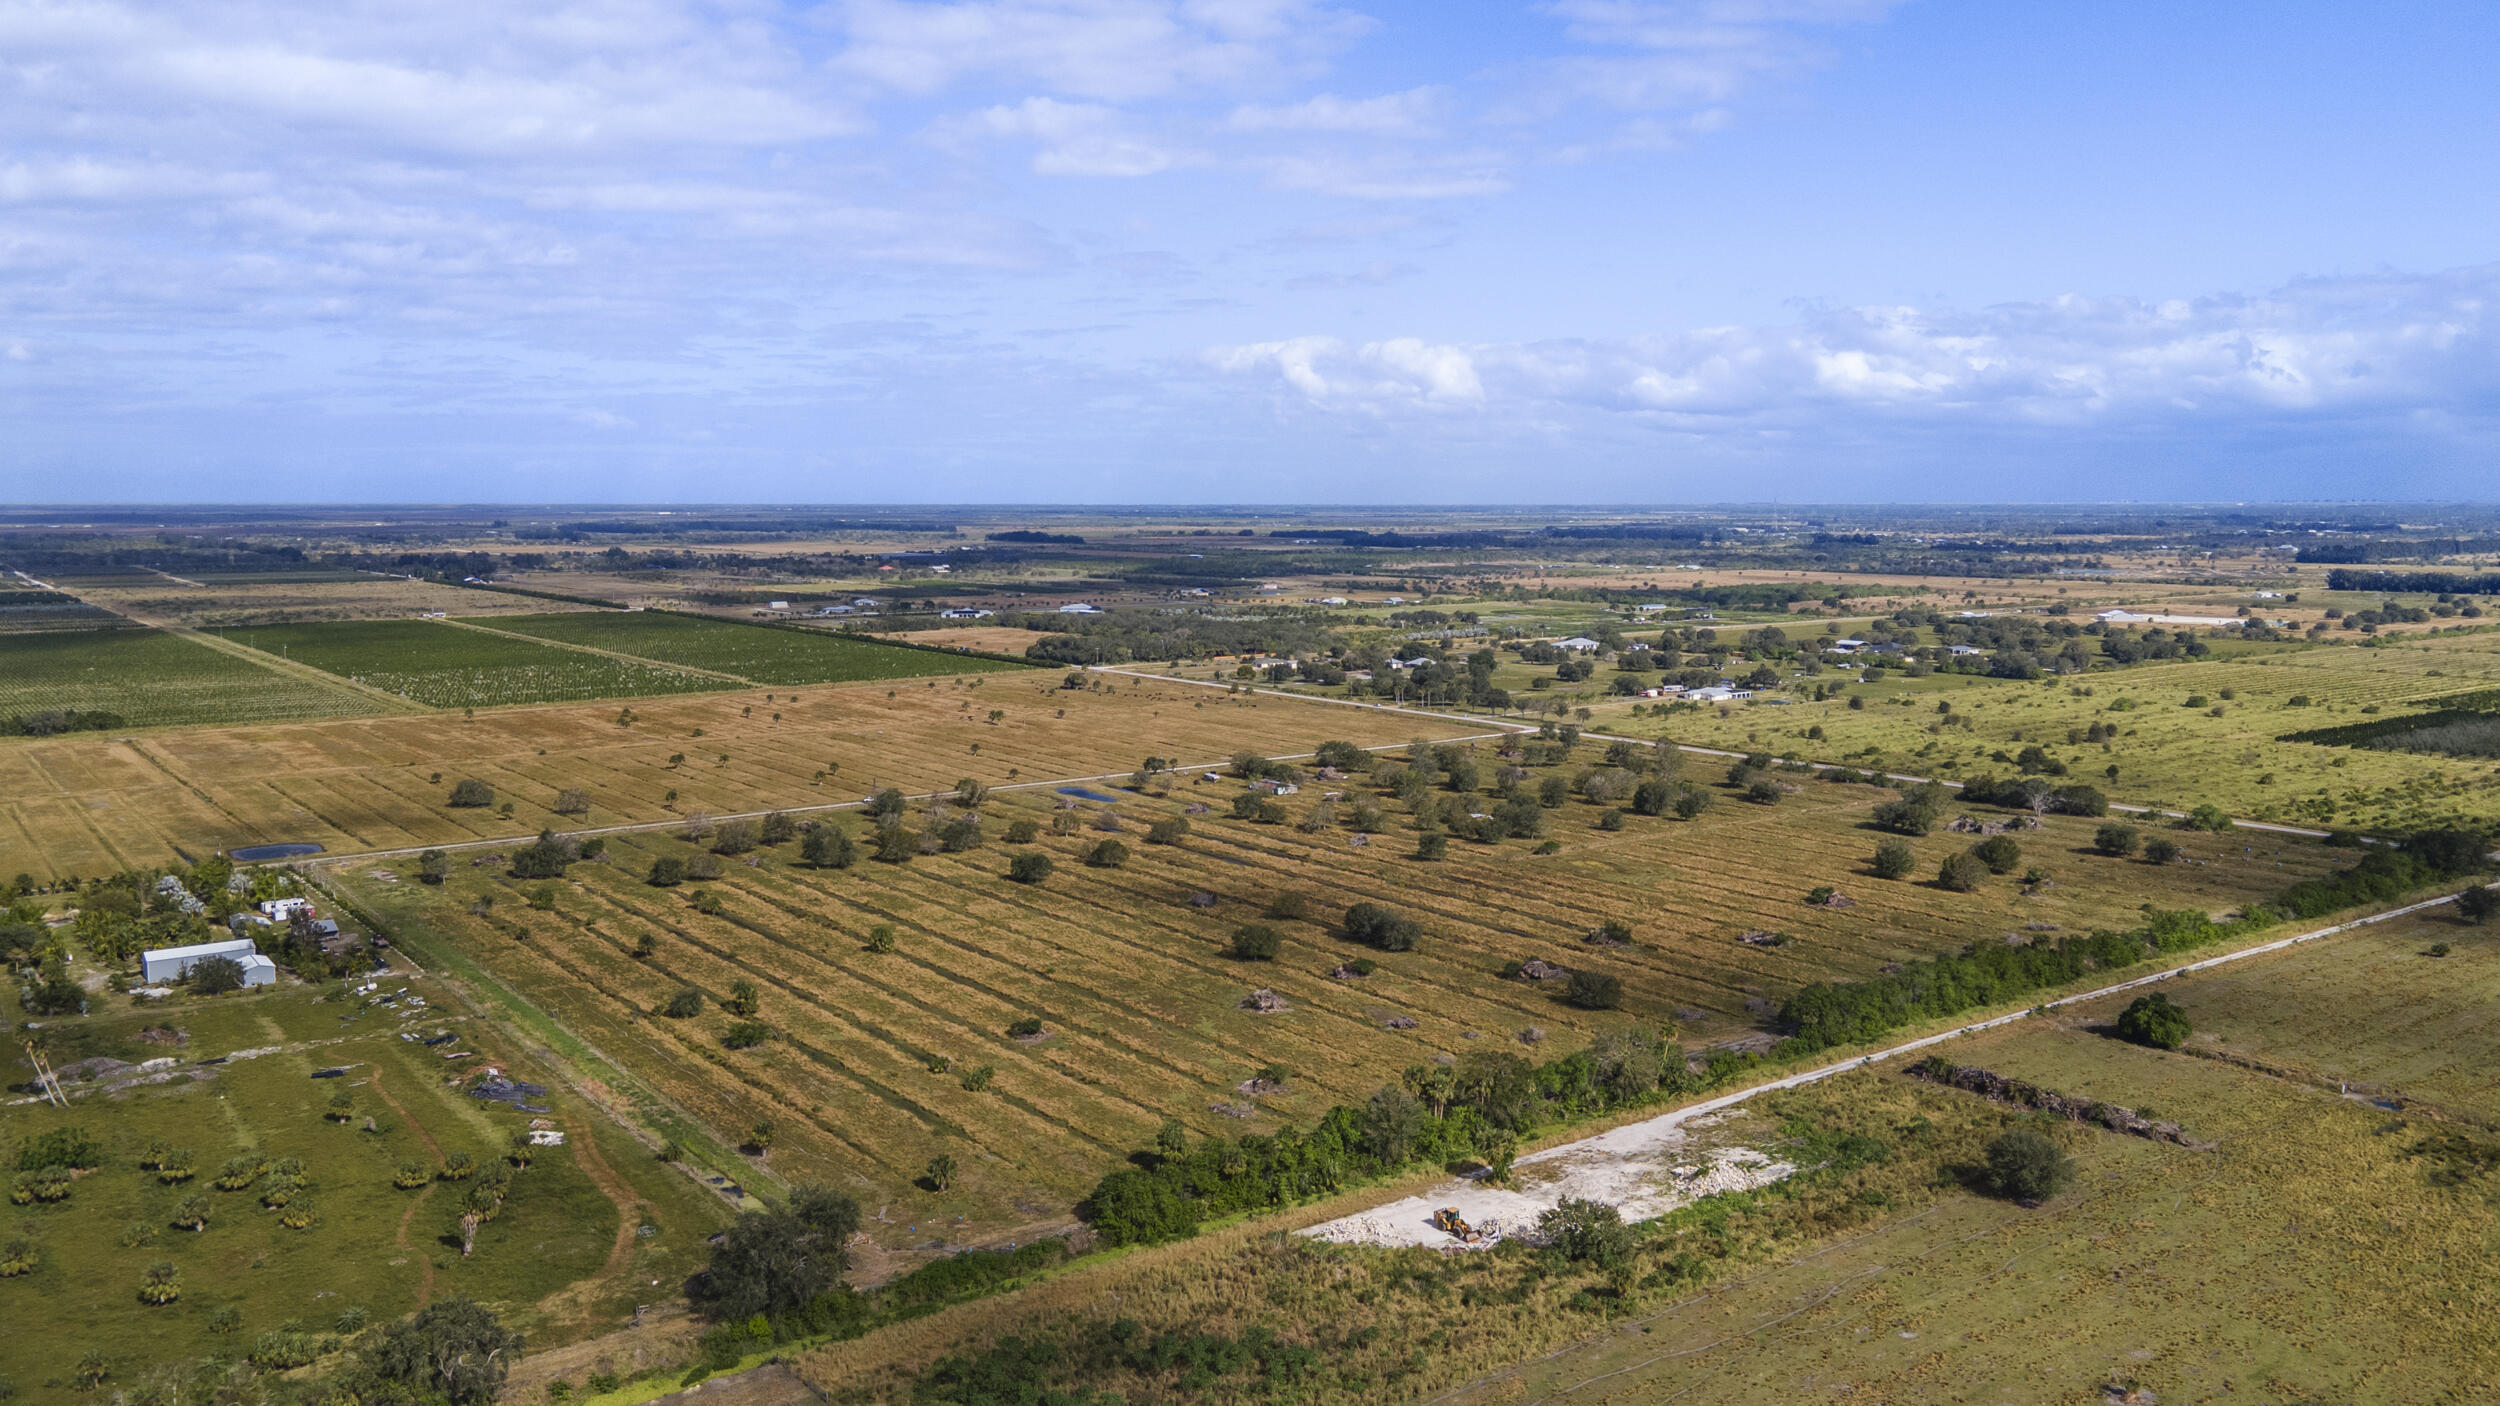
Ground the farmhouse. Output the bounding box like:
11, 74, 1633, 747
1058, 602, 1103, 614
1687, 686, 1751, 702
939, 608, 994, 620
260, 896, 312, 922
1554, 636, 1603, 652
1948, 644, 1984, 656
1827, 638, 1867, 653
140, 936, 269, 986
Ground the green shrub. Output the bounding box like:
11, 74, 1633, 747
1936, 852, 1986, 892
1971, 835, 2023, 874
1007, 853, 1053, 885
2113, 992, 2191, 1049
1563, 969, 1622, 1010
662, 989, 703, 1018
2094, 821, 2140, 856
1227, 925, 1281, 961
1871, 839, 1915, 879
1982, 1128, 2074, 1203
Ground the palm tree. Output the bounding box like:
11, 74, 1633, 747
137, 1261, 181, 1305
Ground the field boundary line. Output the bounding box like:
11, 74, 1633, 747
433, 615, 753, 686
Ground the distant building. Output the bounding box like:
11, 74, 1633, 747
1058, 603, 1103, 614
939, 608, 994, 620
1948, 645, 1983, 656
1687, 686, 1751, 703
1317, 596, 1349, 606
1554, 637, 1603, 652
1827, 639, 1867, 653
140, 937, 261, 985
260, 897, 312, 922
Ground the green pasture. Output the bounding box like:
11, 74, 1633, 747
0, 629, 381, 729
480, 611, 1032, 684
208, 620, 723, 709
0, 979, 725, 1402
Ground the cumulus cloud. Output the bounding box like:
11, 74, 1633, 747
1206, 266, 2500, 429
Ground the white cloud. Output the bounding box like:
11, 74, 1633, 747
937, 97, 1192, 176
1206, 266, 2500, 428
832, 0, 1366, 101
1226, 86, 1448, 137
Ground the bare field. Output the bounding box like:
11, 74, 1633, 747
870, 625, 1057, 654
326, 765, 2344, 1254
0, 678, 1477, 880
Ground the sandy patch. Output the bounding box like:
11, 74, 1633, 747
1303, 1112, 1794, 1251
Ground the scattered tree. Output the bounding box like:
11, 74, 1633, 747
190, 955, 246, 995
1537, 1197, 1632, 1269
1343, 901, 1422, 952
662, 989, 703, 1018
2142, 836, 2182, 865
2457, 885, 2498, 924
1563, 969, 1623, 1010
1008, 852, 1054, 885
1871, 839, 1916, 880
1085, 839, 1130, 868
369, 1298, 523, 1405
1981, 1127, 2075, 1204
2114, 992, 2191, 1049
801, 825, 856, 869
418, 849, 451, 884
1936, 852, 1987, 892
2094, 822, 2141, 857
447, 780, 495, 809
1228, 925, 1282, 961
646, 856, 687, 887
1971, 835, 2023, 874
925, 1154, 957, 1191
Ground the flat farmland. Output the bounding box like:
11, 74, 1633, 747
0, 677, 1477, 880
1606, 637, 2500, 830
1442, 1018, 2500, 1405
207, 619, 724, 708
0, 628, 382, 729
328, 762, 2346, 1253
480, 610, 1032, 684
73, 574, 589, 626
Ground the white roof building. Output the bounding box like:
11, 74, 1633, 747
1554, 637, 1604, 651
1058, 602, 1103, 614
140, 937, 259, 985
1948, 645, 1983, 656
260, 897, 312, 922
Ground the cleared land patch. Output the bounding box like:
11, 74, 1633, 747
0, 628, 382, 730
207, 619, 724, 709
482, 611, 1030, 684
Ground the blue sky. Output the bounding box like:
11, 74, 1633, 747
5, 0, 2498, 503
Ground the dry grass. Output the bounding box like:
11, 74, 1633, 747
0, 677, 1475, 880
328, 757, 2344, 1256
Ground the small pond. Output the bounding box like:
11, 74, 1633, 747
230, 843, 326, 862
1056, 786, 1122, 803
